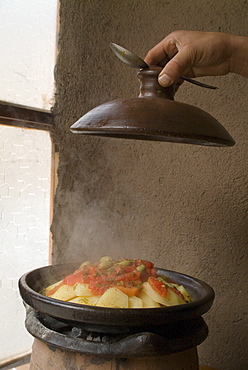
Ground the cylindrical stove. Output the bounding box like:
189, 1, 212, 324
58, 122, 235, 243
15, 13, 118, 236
30, 339, 199, 370
19, 263, 214, 370
26, 306, 203, 369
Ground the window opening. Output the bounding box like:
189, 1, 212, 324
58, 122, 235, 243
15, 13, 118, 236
0, 0, 58, 366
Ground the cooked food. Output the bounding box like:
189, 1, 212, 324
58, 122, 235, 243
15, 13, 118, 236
43, 257, 192, 308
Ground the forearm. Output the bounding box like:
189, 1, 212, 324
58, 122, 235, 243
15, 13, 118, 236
229, 34, 248, 77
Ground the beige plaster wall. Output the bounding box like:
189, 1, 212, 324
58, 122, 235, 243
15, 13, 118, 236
52, 1, 248, 368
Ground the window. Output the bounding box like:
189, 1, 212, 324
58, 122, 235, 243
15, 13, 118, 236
0, 0, 58, 366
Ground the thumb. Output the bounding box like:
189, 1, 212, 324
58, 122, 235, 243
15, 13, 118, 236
158, 47, 193, 86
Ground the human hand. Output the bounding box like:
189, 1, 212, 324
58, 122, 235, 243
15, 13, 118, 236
145, 31, 248, 87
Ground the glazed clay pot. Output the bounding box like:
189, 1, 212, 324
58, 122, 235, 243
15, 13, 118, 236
70, 66, 235, 146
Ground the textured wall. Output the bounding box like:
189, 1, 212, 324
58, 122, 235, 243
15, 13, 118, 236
52, 1, 248, 369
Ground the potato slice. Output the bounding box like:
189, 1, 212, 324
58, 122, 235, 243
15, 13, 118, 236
87, 296, 101, 306
49, 284, 76, 301
69, 296, 101, 306
128, 295, 143, 308
138, 290, 161, 308
142, 282, 185, 306
158, 279, 192, 303
43, 280, 62, 294
73, 283, 93, 297
96, 287, 128, 308
176, 285, 192, 303
69, 296, 90, 305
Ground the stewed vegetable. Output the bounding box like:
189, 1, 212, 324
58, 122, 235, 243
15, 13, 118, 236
43, 257, 192, 308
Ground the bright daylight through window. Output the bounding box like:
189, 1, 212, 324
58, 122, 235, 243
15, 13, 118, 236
0, 0, 57, 366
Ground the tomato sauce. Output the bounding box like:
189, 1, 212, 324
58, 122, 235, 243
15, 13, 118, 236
47, 259, 158, 297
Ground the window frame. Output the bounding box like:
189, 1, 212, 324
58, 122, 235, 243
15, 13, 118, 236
0, 101, 54, 131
